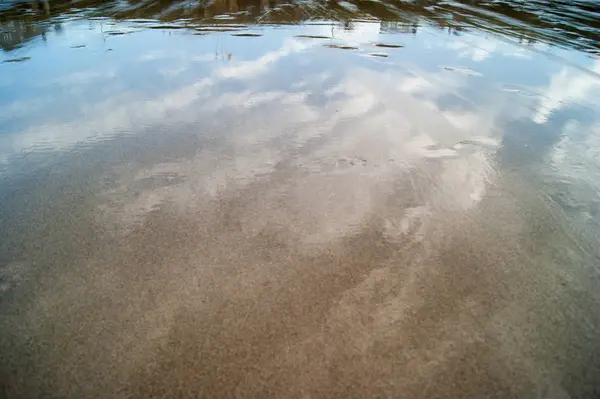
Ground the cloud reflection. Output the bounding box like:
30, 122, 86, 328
2, 17, 598, 249
533, 60, 600, 124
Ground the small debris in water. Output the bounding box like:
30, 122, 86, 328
2, 57, 31, 63
374, 43, 403, 48
368, 53, 389, 58
71, 44, 86, 48
295, 34, 331, 39
500, 84, 538, 96
443, 66, 482, 76
324, 44, 359, 50
231, 33, 263, 37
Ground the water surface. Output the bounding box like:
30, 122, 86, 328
1, 0, 600, 397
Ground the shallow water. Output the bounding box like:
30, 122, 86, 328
1, 0, 600, 397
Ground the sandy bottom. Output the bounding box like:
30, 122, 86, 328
2, 134, 600, 399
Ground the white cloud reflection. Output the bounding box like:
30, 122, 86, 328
218, 38, 311, 79
445, 33, 533, 62
96, 56, 506, 246
5, 21, 598, 248
533, 60, 600, 124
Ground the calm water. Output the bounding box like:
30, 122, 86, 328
1, 0, 600, 397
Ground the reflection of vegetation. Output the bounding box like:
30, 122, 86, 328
0, 0, 598, 54
0, 18, 47, 51
433, 0, 600, 54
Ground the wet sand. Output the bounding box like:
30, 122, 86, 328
2, 0, 600, 398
